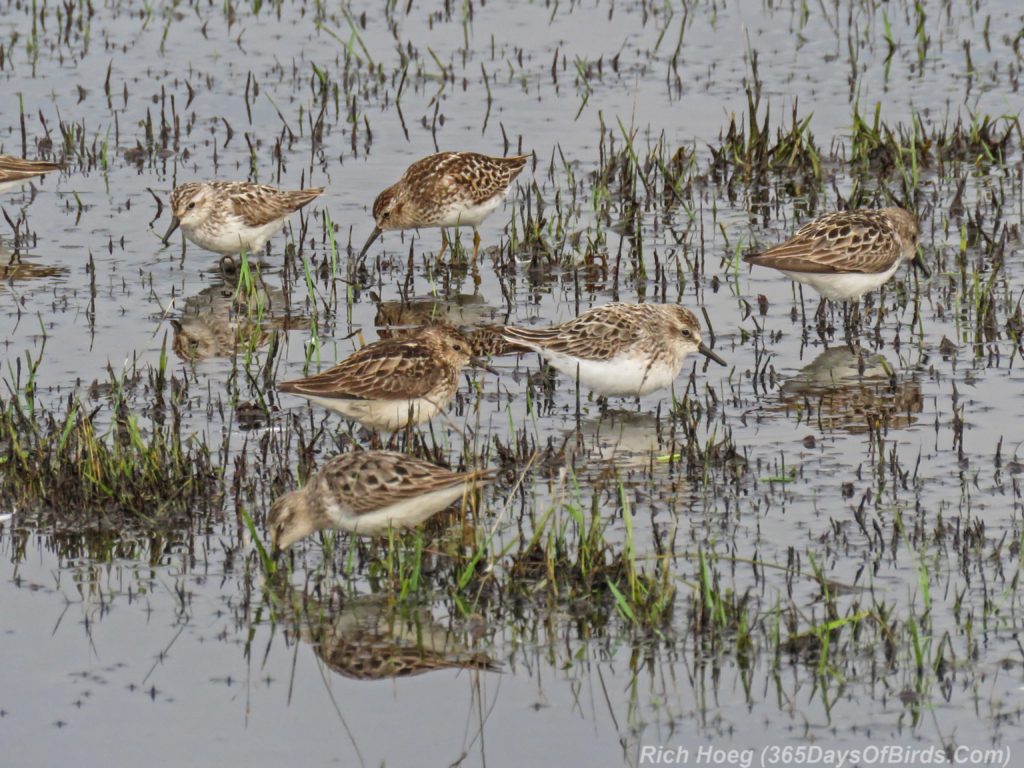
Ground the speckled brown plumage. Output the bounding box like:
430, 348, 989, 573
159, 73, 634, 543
276, 325, 489, 430
278, 326, 470, 402
359, 152, 530, 259
501, 304, 699, 361
267, 450, 494, 547
163, 180, 323, 256
744, 208, 920, 275
281, 593, 496, 680
170, 281, 312, 361
0, 155, 61, 192
467, 326, 532, 357
498, 303, 726, 397
743, 207, 928, 303
312, 451, 491, 518
170, 181, 323, 227
372, 152, 528, 226
311, 618, 495, 680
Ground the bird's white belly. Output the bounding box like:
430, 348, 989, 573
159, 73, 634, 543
326, 483, 472, 535
436, 193, 505, 228
184, 217, 286, 256
782, 262, 899, 301
304, 395, 443, 431
541, 349, 681, 397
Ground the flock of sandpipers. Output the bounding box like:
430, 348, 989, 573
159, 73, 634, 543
0, 151, 929, 555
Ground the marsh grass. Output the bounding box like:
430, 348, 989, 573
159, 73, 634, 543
0, 355, 220, 529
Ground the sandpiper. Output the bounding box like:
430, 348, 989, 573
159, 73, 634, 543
0, 155, 61, 193
162, 181, 323, 266
743, 208, 928, 309
357, 151, 529, 261
268, 450, 493, 550
276, 325, 494, 431
499, 303, 726, 398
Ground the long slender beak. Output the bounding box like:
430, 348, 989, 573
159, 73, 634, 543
698, 342, 727, 366
469, 356, 500, 376
357, 226, 382, 259
911, 250, 930, 279
161, 216, 181, 246
268, 524, 284, 556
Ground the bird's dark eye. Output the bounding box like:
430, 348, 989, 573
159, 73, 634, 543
681, 329, 692, 338
187, 201, 197, 210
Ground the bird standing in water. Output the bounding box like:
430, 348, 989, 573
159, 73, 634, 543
357, 151, 529, 261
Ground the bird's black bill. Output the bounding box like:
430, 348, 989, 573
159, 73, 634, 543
469, 356, 500, 376
698, 343, 727, 366
161, 216, 181, 246
911, 251, 931, 279
357, 226, 383, 260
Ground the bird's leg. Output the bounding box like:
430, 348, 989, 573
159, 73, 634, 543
470, 254, 483, 290
369, 430, 385, 451
440, 408, 463, 434
438, 229, 450, 261
850, 302, 863, 336
815, 299, 827, 337
472, 228, 481, 261
843, 303, 856, 346
387, 423, 409, 452
220, 255, 239, 278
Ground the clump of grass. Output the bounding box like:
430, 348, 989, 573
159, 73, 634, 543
849, 104, 1019, 175
0, 349, 221, 529
710, 89, 823, 187
493, 478, 676, 632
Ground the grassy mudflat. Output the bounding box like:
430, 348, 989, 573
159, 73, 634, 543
1, 0, 1023, 765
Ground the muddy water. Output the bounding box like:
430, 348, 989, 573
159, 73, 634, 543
2, 0, 1024, 766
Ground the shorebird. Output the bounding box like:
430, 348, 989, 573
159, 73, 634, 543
162, 181, 323, 268
276, 325, 495, 431
268, 450, 493, 549
0, 155, 61, 193
357, 151, 529, 261
499, 303, 726, 398
743, 208, 928, 320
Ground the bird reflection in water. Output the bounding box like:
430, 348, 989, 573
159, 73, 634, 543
171, 278, 305, 361
373, 294, 499, 335
274, 586, 494, 680
777, 346, 923, 433
0, 246, 67, 290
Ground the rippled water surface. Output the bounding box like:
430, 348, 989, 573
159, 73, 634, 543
2, 0, 1024, 765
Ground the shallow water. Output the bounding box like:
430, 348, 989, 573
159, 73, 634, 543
2, 0, 1024, 766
